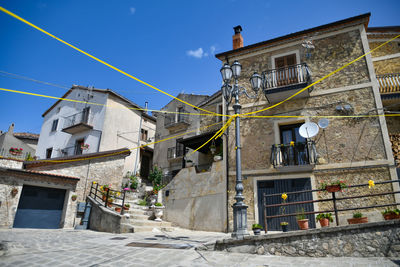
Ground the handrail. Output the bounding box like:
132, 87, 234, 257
262, 63, 311, 90
263, 179, 400, 232
63, 108, 92, 129
270, 141, 317, 168
89, 182, 127, 215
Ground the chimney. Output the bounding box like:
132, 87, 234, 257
233, 25, 243, 50
8, 123, 14, 134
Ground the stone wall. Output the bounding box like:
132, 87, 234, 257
25, 154, 127, 202
369, 41, 400, 58
211, 220, 400, 257
373, 57, 400, 75
0, 169, 78, 229
163, 161, 226, 232
0, 158, 23, 169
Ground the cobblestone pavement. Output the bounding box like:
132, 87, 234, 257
0, 228, 399, 267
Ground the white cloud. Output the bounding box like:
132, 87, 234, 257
129, 7, 136, 15
186, 48, 206, 59
210, 45, 216, 55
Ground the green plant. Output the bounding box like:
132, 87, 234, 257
129, 174, 139, 190
149, 166, 163, 186
353, 212, 363, 218
155, 202, 163, 207
71, 194, 77, 198
124, 203, 130, 208
252, 224, 263, 230
319, 180, 347, 191
382, 208, 400, 216
138, 199, 147, 206
316, 213, 333, 222
296, 208, 307, 220
280, 222, 289, 226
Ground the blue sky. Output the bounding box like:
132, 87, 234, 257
0, 0, 399, 134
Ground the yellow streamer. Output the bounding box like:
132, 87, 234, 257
0, 6, 220, 116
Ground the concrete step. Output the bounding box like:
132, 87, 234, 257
129, 214, 151, 220
127, 219, 172, 227
131, 225, 175, 233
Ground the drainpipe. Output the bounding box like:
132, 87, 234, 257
134, 102, 148, 175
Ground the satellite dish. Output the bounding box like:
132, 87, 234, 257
299, 122, 319, 138
318, 118, 329, 129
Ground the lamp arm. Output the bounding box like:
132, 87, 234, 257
239, 87, 258, 99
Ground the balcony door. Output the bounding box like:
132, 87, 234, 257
275, 54, 298, 87
280, 123, 307, 166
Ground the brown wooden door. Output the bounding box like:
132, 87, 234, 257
275, 54, 297, 86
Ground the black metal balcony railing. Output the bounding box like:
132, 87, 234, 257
377, 73, 400, 94
270, 141, 316, 168
164, 112, 190, 128
263, 63, 311, 90
63, 109, 92, 129
60, 144, 88, 157
167, 146, 185, 159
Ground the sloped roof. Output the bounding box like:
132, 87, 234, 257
42, 85, 155, 121
0, 167, 80, 181
13, 132, 39, 140
216, 13, 370, 59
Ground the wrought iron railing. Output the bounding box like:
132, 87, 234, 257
377, 73, 400, 94
270, 141, 316, 168
164, 111, 190, 127
89, 182, 126, 215
63, 109, 92, 129
263, 63, 311, 90
60, 144, 89, 156
167, 146, 185, 159
263, 179, 400, 232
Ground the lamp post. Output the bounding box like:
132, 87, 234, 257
220, 60, 263, 239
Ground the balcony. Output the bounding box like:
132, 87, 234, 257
270, 141, 316, 171
62, 109, 93, 134
167, 146, 185, 160
164, 111, 190, 131
60, 144, 87, 157
263, 63, 312, 103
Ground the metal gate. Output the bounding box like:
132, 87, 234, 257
13, 185, 66, 229
257, 178, 315, 231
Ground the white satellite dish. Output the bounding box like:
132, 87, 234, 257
318, 118, 329, 129
299, 122, 319, 138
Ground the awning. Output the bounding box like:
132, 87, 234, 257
178, 131, 222, 154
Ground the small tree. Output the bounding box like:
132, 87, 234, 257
149, 166, 163, 192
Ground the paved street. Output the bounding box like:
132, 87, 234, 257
0, 228, 399, 267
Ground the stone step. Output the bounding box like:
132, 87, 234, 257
125, 208, 153, 217
128, 214, 151, 220
127, 219, 172, 227
131, 225, 175, 233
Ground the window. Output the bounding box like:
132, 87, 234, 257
279, 123, 308, 166
216, 104, 223, 122
82, 107, 90, 124
51, 119, 58, 132
274, 53, 298, 87
141, 129, 148, 141
75, 139, 84, 155
46, 148, 53, 159
279, 123, 305, 145
177, 107, 184, 122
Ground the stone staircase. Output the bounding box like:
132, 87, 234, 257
121, 190, 174, 233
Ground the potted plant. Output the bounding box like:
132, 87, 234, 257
107, 197, 114, 207
9, 147, 23, 156
71, 194, 77, 201
252, 224, 263, 235
153, 202, 165, 221
123, 203, 130, 210
213, 151, 222, 162
81, 143, 89, 150
11, 187, 18, 197
382, 208, 400, 220
186, 160, 194, 167
296, 208, 309, 230
320, 180, 347, 193
316, 213, 333, 227
115, 206, 122, 212
280, 222, 289, 232
210, 144, 216, 154
347, 211, 368, 224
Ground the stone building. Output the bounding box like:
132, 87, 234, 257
36, 85, 155, 177
215, 13, 399, 232
0, 123, 37, 160
367, 26, 400, 173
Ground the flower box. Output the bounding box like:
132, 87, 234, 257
347, 217, 368, 224
325, 185, 341, 193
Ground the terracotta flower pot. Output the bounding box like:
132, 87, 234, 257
319, 218, 330, 227
71, 195, 77, 201
347, 217, 368, 224
383, 213, 400, 220
123, 206, 129, 211
115, 207, 121, 212
297, 219, 309, 230
325, 185, 341, 193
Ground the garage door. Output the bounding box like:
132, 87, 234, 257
13, 185, 66, 229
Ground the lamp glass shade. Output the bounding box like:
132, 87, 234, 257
221, 84, 232, 103
231, 60, 242, 78
250, 72, 262, 92
220, 64, 233, 83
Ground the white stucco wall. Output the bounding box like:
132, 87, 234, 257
36, 88, 107, 159
100, 95, 155, 174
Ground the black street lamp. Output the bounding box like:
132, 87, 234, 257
220, 60, 263, 239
